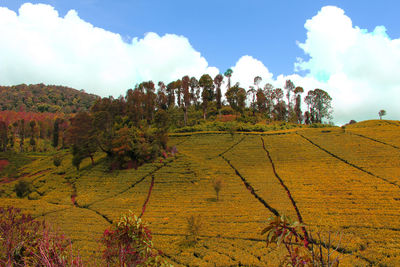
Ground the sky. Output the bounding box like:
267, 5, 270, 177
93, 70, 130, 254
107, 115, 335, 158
1, 1, 400, 125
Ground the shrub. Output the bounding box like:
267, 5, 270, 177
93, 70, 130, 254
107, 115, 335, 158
186, 215, 202, 245
101, 211, 169, 266
262, 215, 341, 266
220, 106, 235, 115
0, 206, 83, 266
53, 154, 63, 167
213, 178, 222, 201
14, 180, 32, 198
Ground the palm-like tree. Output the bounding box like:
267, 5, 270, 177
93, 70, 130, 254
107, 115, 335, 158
224, 68, 233, 91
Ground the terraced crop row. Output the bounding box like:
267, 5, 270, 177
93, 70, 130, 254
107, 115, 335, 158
1, 123, 400, 265
263, 130, 400, 265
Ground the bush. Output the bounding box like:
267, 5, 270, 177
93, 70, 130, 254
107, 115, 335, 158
310, 123, 334, 128
186, 215, 202, 245
101, 211, 168, 266
213, 178, 222, 201
53, 154, 63, 167
220, 106, 235, 115
0, 206, 83, 266
14, 180, 32, 198
262, 215, 341, 266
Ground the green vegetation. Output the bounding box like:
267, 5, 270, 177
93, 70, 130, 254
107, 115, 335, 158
2, 75, 397, 265
0, 151, 32, 179
0, 84, 98, 113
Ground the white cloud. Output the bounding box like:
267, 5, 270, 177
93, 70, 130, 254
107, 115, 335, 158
295, 5, 400, 124
229, 55, 274, 90
1, 3, 399, 124
0, 3, 218, 97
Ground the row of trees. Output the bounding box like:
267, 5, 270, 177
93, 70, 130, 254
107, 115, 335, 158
0, 112, 68, 152
0, 71, 333, 158
91, 70, 332, 128
65, 97, 170, 170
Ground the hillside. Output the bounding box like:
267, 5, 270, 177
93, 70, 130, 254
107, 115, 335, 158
1, 120, 400, 265
0, 84, 99, 113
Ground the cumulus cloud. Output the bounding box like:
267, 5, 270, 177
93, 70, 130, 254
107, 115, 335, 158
227, 5, 400, 124
1, 3, 399, 124
230, 55, 274, 89
295, 6, 400, 124
0, 3, 218, 97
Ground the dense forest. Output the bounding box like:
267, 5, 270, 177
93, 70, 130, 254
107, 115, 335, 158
0, 83, 99, 113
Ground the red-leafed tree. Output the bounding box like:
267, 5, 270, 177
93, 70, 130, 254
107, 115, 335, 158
66, 112, 97, 170
0, 120, 7, 152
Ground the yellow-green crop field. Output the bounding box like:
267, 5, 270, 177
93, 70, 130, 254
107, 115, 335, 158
1, 120, 400, 266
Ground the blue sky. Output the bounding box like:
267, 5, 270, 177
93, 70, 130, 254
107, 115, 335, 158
1, 1, 400, 124
3, 0, 400, 75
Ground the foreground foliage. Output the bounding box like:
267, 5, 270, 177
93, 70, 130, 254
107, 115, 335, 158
0, 206, 83, 266
263, 215, 341, 266
1, 121, 398, 265
102, 211, 169, 266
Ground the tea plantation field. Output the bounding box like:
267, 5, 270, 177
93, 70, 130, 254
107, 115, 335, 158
1, 120, 400, 266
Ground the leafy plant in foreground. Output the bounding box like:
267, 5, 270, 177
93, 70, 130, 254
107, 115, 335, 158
0, 206, 83, 266
262, 215, 341, 266
101, 175, 170, 266
101, 211, 169, 266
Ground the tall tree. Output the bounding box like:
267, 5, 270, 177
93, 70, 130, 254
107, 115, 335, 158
305, 89, 332, 123
142, 81, 156, 123
224, 68, 233, 91
273, 88, 287, 121
66, 112, 97, 170
293, 86, 304, 124
189, 77, 200, 107
18, 119, 25, 152
225, 83, 247, 114
0, 121, 7, 152
378, 109, 386, 120
126, 89, 144, 126
52, 118, 60, 148
213, 74, 224, 116
174, 79, 182, 107
284, 79, 295, 110
199, 74, 214, 120
29, 120, 36, 151
264, 83, 275, 119
166, 82, 175, 109
256, 88, 267, 113
182, 75, 191, 126
156, 82, 168, 110
247, 86, 257, 115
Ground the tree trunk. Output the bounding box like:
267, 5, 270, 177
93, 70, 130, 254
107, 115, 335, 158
90, 155, 94, 165
184, 107, 188, 126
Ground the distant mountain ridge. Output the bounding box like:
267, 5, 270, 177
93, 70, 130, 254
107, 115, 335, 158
0, 83, 100, 113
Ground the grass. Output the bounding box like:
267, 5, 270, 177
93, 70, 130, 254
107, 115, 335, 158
1, 120, 400, 265
0, 151, 33, 180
